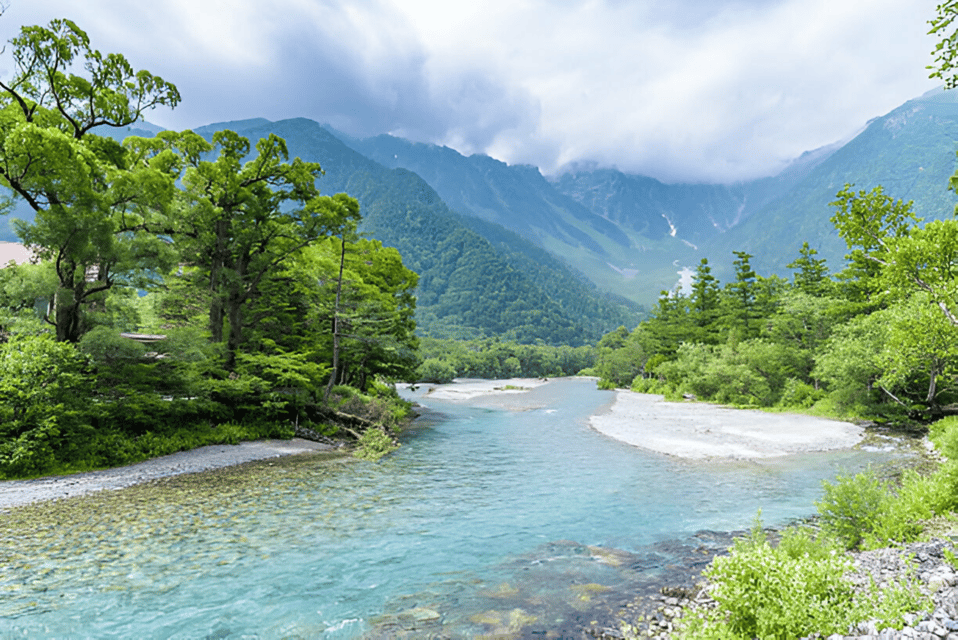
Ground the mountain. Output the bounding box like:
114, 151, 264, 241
5, 87, 958, 340
333, 133, 702, 302
191, 118, 642, 344
333, 123, 843, 303
708, 87, 958, 279
338, 87, 958, 297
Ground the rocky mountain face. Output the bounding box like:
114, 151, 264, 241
4, 88, 958, 340
341, 87, 958, 296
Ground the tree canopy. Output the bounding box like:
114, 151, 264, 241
0, 19, 422, 477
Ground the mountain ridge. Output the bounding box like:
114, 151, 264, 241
3, 87, 957, 339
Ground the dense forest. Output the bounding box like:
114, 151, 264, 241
0, 19, 418, 477
592, 185, 958, 424
179, 117, 643, 345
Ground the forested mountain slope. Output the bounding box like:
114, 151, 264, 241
335, 125, 840, 302
191, 118, 641, 344
334, 133, 690, 302
332, 89, 958, 298
5, 88, 957, 318
706, 87, 958, 279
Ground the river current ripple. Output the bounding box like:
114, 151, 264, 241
0, 378, 913, 638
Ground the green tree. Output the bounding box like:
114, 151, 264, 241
831, 184, 958, 327
720, 250, 760, 339
0, 333, 92, 476
689, 257, 721, 343
301, 237, 419, 390
872, 295, 958, 412
0, 19, 181, 342
638, 288, 691, 360
930, 0, 958, 89
595, 326, 645, 388
152, 129, 361, 368
813, 311, 888, 412
787, 242, 830, 296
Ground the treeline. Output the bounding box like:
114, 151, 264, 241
0, 20, 416, 477
416, 337, 596, 383
595, 183, 958, 423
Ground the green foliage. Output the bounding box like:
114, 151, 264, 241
347, 167, 612, 346
298, 237, 420, 390
142, 129, 361, 368
681, 522, 930, 639
929, 1, 958, 90
0, 19, 181, 343
353, 428, 398, 461
655, 340, 798, 407
0, 333, 92, 476
930, 415, 958, 460
817, 471, 890, 550
594, 326, 645, 388
776, 377, 823, 409
417, 337, 596, 380
416, 357, 456, 383
78, 326, 148, 364
787, 242, 831, 296
697, 525, 854, 639
817, 468, 948, 551
0, 22, 425, 479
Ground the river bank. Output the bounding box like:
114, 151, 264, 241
0, 377, 931, 638
0, 438, 334, 512
0, 379, 868, 514
604, 538, 958, 640
590, 389, 864, 459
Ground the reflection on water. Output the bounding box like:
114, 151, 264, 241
0, 378, 918, 638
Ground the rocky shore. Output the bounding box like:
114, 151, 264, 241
596, 539, 958, 640
0, 437, 335, 512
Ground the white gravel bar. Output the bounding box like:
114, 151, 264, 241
590, 390, 863, 459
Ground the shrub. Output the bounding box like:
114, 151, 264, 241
816, 471, 889, 550
930, 416, 958, 461
78, 326, 148, 364
777, 377, 823, 409
681, 522, 930, 639
416, 357, 456, 384
0, 334, 93, 477
817, 468, 949, 550
880, 471, 942, 541
353, 428, 397, 461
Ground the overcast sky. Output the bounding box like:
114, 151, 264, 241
0, 0, 943, 183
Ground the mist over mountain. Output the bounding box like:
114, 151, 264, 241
710, 87, 958, 279
337, 87, 958, 297
3, 87, 957, 343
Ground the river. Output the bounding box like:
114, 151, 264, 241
0, 378, 914, 638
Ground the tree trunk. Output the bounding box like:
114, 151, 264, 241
209, 219, 228, 343
927, 363, 940, 407
53, 286, 83, 343
324, 236, 347, 402
224, 288, 244, 371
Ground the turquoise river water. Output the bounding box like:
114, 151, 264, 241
0, 378, 914, 638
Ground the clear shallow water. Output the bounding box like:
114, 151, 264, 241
0, 378, 914, 638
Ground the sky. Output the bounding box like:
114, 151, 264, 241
0, 0, 944, 184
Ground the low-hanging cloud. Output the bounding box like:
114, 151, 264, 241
0, 0, 942, 184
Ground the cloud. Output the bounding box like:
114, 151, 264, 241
399, 0, 940, 182
0, 0, 942, 183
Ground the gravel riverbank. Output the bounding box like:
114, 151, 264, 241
0, 438, 335, 512
591, 390, 864, 459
